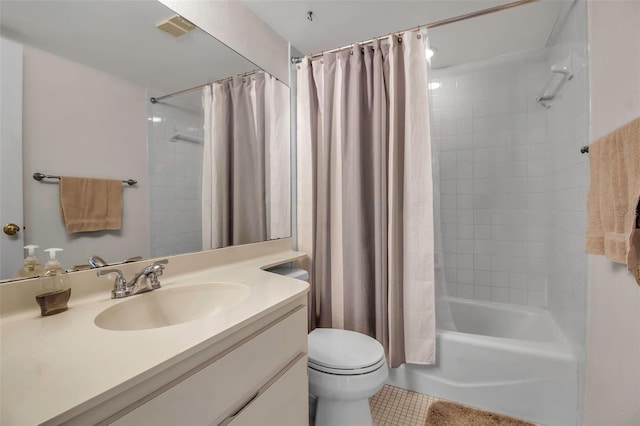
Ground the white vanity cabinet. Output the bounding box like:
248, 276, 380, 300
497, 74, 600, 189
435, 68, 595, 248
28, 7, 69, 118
91, 303, 308, 426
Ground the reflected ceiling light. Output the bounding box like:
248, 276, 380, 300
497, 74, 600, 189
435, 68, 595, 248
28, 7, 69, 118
425, 46, 437, 60
428, 82, 441, 90
148, 116, 163, 123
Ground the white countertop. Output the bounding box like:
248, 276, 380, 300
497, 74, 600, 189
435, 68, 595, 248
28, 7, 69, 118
0, 243, 308, 425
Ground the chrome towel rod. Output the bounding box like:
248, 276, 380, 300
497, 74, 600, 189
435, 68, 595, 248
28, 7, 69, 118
33, 173, 137, 186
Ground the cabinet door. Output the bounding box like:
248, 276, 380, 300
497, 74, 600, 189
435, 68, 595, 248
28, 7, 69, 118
111, 307, 307, 426
222, 355, 308, 426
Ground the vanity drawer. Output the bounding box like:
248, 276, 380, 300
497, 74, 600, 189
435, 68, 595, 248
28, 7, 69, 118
111, 306, 307, 426
222, 354, 308, 426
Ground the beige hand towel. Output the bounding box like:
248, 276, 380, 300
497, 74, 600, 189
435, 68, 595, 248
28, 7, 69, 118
59, 177, 122, 233
585, 117, 640, 272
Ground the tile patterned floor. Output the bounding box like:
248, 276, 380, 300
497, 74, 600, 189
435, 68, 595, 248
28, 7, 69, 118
369, 385, 440, 426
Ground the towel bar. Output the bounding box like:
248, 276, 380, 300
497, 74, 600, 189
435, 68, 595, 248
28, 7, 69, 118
33, 173, 137, 186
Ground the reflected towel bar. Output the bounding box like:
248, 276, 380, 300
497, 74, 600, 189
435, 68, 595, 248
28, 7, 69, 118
33, 173, 137, 186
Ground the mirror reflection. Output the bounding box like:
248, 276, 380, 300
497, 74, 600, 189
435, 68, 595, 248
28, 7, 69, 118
0, 0, 291, 281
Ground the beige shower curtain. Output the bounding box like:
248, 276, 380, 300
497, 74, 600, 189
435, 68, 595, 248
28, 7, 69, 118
297, 32, 435, 367
202, 72, 290, 249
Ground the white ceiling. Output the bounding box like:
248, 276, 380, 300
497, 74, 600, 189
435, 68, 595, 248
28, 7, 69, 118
0, 0, 570, 91
0, 0, 258, 94
243, 0, 569, 69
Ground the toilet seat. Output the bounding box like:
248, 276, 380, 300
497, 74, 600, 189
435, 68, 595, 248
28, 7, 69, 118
308, 357, 386, 375
308, 328, 385, 376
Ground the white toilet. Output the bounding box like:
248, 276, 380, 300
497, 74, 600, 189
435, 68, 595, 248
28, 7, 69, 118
268, 266, 388, 426
308, 328, 388, 426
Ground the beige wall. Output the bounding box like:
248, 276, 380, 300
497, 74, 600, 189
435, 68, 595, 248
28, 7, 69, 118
584, 1, 640, 424
22, 45, 150, 269
158, 0, 289, 83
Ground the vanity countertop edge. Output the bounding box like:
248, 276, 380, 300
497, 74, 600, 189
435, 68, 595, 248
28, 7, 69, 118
0, 239, 309, 425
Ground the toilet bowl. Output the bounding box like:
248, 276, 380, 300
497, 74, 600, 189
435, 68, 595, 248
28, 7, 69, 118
266, 266, 388, 426
308, 328, 388, 426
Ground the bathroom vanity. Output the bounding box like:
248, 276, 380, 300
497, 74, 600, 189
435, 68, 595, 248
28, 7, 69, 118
0, 239, 309, 425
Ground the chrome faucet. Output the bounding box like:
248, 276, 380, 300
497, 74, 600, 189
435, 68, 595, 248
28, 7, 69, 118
97, 259, 169, 299
88, 255, 108, 268
88, 255, 142, 268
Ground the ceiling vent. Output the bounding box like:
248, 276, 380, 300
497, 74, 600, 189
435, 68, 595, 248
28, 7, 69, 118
156, 15, 196, 37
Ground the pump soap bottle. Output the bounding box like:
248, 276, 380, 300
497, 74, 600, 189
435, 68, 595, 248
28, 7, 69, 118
12, 245, 45, 279
35, 248, 71, 316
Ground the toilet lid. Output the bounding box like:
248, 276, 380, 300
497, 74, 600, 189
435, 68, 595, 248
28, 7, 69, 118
308, 328, 385, 375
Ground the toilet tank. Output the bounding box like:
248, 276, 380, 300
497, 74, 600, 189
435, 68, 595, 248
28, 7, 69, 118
268, 265, 309, 282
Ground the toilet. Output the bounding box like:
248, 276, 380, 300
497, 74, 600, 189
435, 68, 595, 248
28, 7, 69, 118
308, 328, 388, 426
268, 266, 388, 426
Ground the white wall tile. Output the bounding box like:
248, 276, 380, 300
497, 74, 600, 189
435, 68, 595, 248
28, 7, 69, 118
457, 240, 474, 254
441, 181, 457, 195
457, 284, 473, 299
457, 210, 474, 224
441, 195, 457, 210
508, 273, 528, 289
457, 150, 473, 164
544, 0, 589, 367
491, 287, 509, 303
458, 269, 474, 284
443, 224, 457, 239
433, 50, 552, 308
509, 288, 527, 305
474, 254, 491, 271
149, 97, 204, 258
457, 225, 474, 240
457, 254, 474, 270
474, 225, 491, 240
492, 271, 509, 287
444, 253, 457, 268
474, 285, 491, 301
457, 195, 474, 210
457, 179, 473, 194
474, 240, 492, 255
474, 270, 491, 286
527, 290, 546, 308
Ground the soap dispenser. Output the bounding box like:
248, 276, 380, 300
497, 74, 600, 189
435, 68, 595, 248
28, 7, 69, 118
35, 248, 71, 316
12, 245, 45, 279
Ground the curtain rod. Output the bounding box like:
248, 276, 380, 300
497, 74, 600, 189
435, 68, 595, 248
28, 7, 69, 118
291, 0, 539, 64
150, 69, 263, 104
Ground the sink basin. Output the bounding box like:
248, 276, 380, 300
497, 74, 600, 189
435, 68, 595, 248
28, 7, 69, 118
94, 282, 250, 331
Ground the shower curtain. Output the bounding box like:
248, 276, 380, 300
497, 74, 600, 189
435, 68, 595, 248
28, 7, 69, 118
202, 71, 290, 249
297, 31, 436, 367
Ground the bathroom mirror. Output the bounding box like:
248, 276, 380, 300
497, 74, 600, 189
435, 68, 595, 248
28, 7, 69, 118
0, 0, 291, 281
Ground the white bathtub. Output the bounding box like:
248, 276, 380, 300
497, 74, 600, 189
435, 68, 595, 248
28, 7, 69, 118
388, 297, 578, 425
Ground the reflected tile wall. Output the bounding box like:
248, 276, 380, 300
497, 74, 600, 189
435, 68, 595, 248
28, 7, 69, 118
147, 92, 204, 257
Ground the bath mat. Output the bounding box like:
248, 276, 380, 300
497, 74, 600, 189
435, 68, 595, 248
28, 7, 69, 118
425, 401, 535, 426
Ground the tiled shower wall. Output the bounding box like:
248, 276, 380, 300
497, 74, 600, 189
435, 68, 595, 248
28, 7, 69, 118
429, 50, 550, 307
545, 0, 589, 363
148, 91, 204, 257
